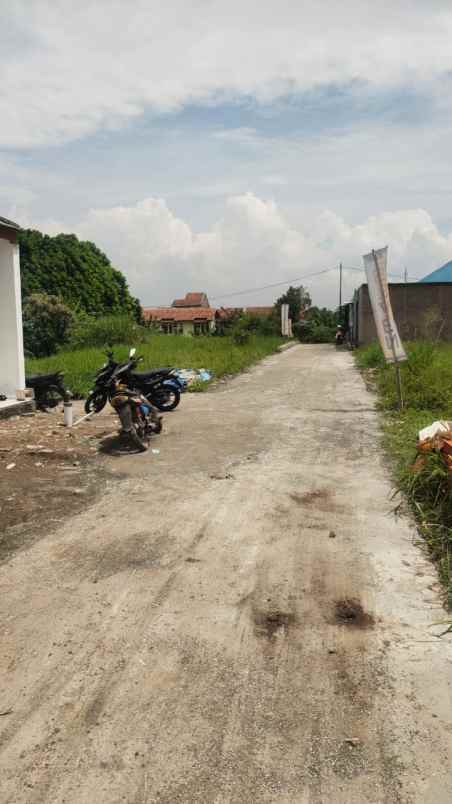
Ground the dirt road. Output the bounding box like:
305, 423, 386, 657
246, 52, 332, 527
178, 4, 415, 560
1, 344, 451, 803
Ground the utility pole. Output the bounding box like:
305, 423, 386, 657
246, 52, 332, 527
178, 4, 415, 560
339, 262, 343, 309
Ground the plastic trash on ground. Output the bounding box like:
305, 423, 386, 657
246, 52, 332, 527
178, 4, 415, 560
416, 421, 452, 474
173, 368, 212, 387
418, 421, 452, 442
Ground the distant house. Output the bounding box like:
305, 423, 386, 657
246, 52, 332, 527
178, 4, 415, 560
143, 292, 216, 336
0, 216, 26, 414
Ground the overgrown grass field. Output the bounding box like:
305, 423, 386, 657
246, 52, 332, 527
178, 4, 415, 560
26, 334, 284, 398
356, 341, 452, 606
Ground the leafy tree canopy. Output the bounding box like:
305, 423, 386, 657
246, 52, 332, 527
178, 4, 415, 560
274, 285, 311, 323
305, 306, 338, 328
19, 229, 141, 321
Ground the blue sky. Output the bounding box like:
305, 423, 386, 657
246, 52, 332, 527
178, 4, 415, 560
2, 1, 452, 307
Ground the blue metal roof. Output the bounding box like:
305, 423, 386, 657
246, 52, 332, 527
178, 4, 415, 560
420, 260, 452, 283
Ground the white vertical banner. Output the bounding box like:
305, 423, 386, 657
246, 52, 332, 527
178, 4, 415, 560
363, 247, 407, 364
281, 304, 289, 336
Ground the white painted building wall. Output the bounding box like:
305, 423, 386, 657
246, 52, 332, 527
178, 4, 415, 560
0, 237, 25, 398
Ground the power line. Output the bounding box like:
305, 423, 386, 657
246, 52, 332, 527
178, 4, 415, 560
210, 266, 337, 301
209, 262, 404, 304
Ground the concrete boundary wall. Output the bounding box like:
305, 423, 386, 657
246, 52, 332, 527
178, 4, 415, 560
353, 282, 452, 346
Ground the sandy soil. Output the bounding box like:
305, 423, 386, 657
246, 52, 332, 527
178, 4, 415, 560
0, 344, 451, 803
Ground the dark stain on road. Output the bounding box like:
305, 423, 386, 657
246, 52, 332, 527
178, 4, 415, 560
253, 609, 297, 640
334, 599, 375, 629
290, 489, 331, 506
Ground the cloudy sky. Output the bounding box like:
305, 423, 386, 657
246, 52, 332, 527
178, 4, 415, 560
2, 0, 452, 308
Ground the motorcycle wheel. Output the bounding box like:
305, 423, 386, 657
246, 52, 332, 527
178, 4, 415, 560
152, 387, 180, 411
129, 423, 149, 452
85, 390, 108, 414
35, 385, 64, 410
150, 410, 163, 434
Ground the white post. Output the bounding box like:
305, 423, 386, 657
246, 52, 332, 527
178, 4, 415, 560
281, 304, 289, 336
0, 239, 25, 398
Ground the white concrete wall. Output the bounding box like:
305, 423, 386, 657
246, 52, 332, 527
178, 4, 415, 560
182, 321, 194, 336
0, 239, 25, 398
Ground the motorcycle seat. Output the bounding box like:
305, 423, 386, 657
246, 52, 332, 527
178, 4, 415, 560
26, 372, 64, 386
131, 368, 173, 381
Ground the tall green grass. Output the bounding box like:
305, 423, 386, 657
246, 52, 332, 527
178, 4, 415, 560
356, 341, 452, 412
356, 341, 452, 606
26, 334, 284, 398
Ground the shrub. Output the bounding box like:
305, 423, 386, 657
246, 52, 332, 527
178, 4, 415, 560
68, 313, 147, 349
22, 293, 75, 357
297, 322, 336, 343
232, 325, 251, 345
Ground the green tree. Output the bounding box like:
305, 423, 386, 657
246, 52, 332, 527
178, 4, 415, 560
296, 305, 338, 343
274, 285, 311, 324
22, 293, 76, 357
19, 229, 141, 320
304, 306, 338, 328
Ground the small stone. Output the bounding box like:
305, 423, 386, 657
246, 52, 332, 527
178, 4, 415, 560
344, 738, 360, 747
329, 531, 336, 538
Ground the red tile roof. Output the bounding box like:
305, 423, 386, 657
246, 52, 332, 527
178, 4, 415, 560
143, 307, 215, 322
172, 292, 209, 307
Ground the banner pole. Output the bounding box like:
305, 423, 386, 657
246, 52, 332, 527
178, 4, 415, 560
372, 249, 404, 411
394, 364, 404, 411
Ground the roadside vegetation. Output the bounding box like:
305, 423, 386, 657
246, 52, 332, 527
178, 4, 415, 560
26, 332, 284, 398
356, 341, 452, 606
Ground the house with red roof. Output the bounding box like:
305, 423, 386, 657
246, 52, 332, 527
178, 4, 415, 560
143, 292, 216, 336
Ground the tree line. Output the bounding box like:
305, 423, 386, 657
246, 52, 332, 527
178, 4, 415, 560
19, 228, 141, 356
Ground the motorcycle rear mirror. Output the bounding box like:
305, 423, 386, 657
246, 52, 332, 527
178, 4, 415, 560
129, 348, 136, 358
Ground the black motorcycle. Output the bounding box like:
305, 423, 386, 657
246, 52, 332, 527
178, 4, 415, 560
85, 350, 181, 414
25, 371, 69, 410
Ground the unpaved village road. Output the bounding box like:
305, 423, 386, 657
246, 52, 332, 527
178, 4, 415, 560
1, 344, 452, 803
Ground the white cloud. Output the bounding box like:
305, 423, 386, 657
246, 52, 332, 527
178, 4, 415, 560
3, 0, 452, 147
37, 193, 452, 309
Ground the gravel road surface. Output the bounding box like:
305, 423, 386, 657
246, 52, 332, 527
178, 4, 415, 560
1, 344, 451, 803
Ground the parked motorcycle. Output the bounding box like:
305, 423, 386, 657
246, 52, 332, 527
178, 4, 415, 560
108, 351, 162, 452
84, 351, 118, 414
85, 350, 183, 414
335, 328, 345, 348
25, 371, 69, 410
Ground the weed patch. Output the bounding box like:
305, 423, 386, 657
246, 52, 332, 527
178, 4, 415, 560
356, 342, 452, 606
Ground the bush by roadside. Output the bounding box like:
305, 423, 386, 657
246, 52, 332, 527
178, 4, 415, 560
23, 293, 76, 357
356, 341, 452, 606
68, 313, 147, 349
